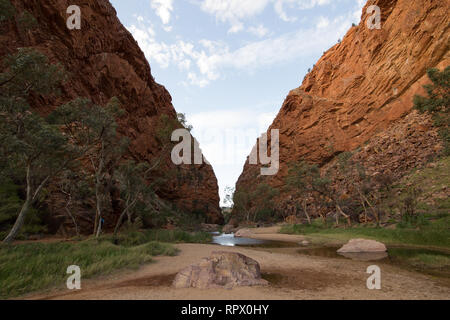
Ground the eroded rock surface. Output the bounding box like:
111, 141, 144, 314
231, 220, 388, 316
0, 0, 223, 232
173, 251, 268, 289
233, 0, 449, 219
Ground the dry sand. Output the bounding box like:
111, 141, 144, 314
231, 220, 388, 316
27, 241, 450, 300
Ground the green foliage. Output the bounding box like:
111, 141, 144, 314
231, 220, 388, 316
114, 160, 154, 231
0, 240, 177, 298
233, 183, 279, 222
254, 207, 274, 222
286, 161, 321, 193
232, 188, 251, 221
397, 213, 429, 229
156, 113, 180, 147
414, 67, 450, 114
281, 214, 450, 248
398, 186, 421, 220
17, 10, 37, 31
105, 229, 212, 246
337, 151, 353, 171
177, 112, 193, 132
0, 179, 46, 239
0, 49, 70, 242
1, 112, 70, 175
285, 160, 333, 220
414, 66, 450, 155
0, 49, 68, 173
0, 0, 15, 22
49, 97, 126, 155
49, 96, 128, 236
280, 218, 327, 234
387, 156, 450, 222
0, 48, 65, 100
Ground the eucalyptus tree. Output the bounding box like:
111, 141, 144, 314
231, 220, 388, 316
0, 48, 68, 243
50, 97, 128, 237
113, 160, 154, 236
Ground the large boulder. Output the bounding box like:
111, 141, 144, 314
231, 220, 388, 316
222, 223, 238, 234
234, 228, 252, 238
172, 251, 268, 289
200, 223, 220, 232
337, 239, 387, 253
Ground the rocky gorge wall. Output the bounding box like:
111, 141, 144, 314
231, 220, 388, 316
0, 0, 224, 232
233, 0, 449, 221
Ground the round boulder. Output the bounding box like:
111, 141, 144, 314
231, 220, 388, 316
337, 238, 387, 253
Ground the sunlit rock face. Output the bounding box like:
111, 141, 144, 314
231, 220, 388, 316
233, 0, 450, 221
1, 0, 223, 231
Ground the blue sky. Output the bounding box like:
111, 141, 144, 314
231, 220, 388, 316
110, 0, 366, 205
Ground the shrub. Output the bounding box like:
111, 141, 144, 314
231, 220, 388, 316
414, 66, 450, 155
0, 0, 15, 22
18, 10, 37, 31
0, 179, 47, 240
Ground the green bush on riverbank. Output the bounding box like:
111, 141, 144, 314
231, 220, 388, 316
0, 239, 177, 299
104, 229, 213, 246
280, 214, 450, 248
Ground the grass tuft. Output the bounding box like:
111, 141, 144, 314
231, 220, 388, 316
0, 239, 177, 299
280, 214, 450, 248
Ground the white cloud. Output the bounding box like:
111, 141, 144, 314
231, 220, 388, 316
200, 0, 269, 33
316, 16, 329, 29
128, 1, 363, 87
353, 0, 366, 22
189, 108, 276, 205
128, 11, 353, 87
186, 16, 351, 86
198, 0, 336, 30
248, 24, 269, 38
189, 109, 276, 167
128, 24, 171, 68
151, 0, 173, 25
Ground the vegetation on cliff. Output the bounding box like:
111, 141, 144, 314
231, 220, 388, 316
414, 67, 450, 156
0, 47, 215, 243
232, 67, 449, 232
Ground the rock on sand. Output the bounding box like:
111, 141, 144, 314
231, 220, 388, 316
172, 251, 268, 289
337, 238, 387, 253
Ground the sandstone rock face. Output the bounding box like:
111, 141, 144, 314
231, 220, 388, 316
172, 251, 268, 289
234, 0, 449, 218
337, 239, 387, 253
0, 0, 223, 230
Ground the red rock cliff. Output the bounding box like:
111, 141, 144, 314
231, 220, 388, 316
234, 0, 449, 219
0, 0, 223, 226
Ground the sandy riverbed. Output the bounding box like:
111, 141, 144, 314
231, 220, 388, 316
26, 238, 450, 300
